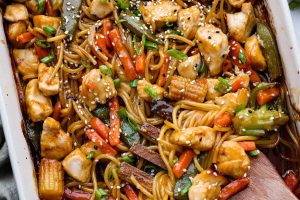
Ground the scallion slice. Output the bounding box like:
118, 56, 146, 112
145, 85, 158, 100
40, 55, 55, 63
167, 49, 188, 61
99, 65, 113, 76
43, 26, 56, 35
113, 78, 120, 88
35, 40, 51, 48
86, 151, 95, 160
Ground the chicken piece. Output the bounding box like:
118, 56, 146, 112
178, 6, 204, 39
25, 79, 53, 122
228, 0, 246, 8
80, 69, 117, 110
89, 0, 113, 19
39, 159, 64, 200
80, 141, 102, 158
33, 15, 61, 29
245, 35, 267, 71
168, 76, 208, 103
13, 48, 39, 78
25, 0, 39, 14
189, 169, 228, 200
226, 3, 256, 42
38, 63, 59, 96
140, 1, 181, 28
40, 117, 73, 160
4, 3, 28, 22
215, 88, 249, 113
170, 126, 216, 151
7, 21, 27, 43
206, 78, 222, 101
217, 141, 250, 178
177, 54, 200, 80
137, 79, 164, 102
62, 148, 92, 182
196, 25, 228, 76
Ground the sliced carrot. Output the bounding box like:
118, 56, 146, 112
283, 170, 299, 191
238, 141, 256, 151
256, 87, 280, 106
214, 112, 232, 127
247, 69, 261, 84
219, 177, 250, 200
135, 43, 146, 74
230, 78, 245, 92
229, 39, 251, 70
173, 149, 194, 179
96, 33, 112, 58
16, 32, 35, 44
222, 58, 233, 72
52, 99, 61, 121
85, 81, 95, 91
86, 129, 117, 156
34, 43, 49, 59
123, 185, 139, 200
90, 117, 109, 140
157, 54, 170, 87
103, 19, 113, 49
108, 97, 121, 146
109, 29, 137, 80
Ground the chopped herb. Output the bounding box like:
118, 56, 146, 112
167, 49, 188, 61
198, 62, 206, 75
99, 65, 113, 76
145, 85, 158, 100
86, 151, 95, 160
37, 0, 45, 14
117, 108, 128, 120
40, 55, 55, 63
248, 149, 260, 157
235, 104, 246, 113
214, 77, 232, 94
165, 22, 174, 27
122, 155, 135, 163
117, 0, 129, 9
238, 51, 247, 64
100, 0, 108, 2
35, 40, 51, 48
145, 41, 158, 50
289, 0, 299, 9
43, 26, 56, 35
95, 188, 108, 200
130, 80, 138, 88
133, 35, 146, 55
113, 78, 120, 88
117, 108, 138, 131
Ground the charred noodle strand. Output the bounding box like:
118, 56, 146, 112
212, 131, 233, 163
145, 50, 157, 82
131, 175, 153, 199
150, 49, 165, 70
47, 34, 67, 42
50, 42, 64, 80
165, 34, 195, 46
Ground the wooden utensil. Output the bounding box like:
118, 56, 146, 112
232, 153, 297, 200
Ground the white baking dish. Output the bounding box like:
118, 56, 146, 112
0, 1, 300, 199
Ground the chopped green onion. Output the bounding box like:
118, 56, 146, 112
198, 62, 206, 75
173, 158, 178, 164
100, 0, 108, 2
169, 29, 183, 36
167, 49, 188, 61
40, 55, 55, 63
43, 26, 56, 35
214, 77, 232, 94
117, 108, 138, 131
133, 35, 146, 55
114, 78, 120, 88
130, 80, 138, 88
117, 108, 127, 120
235, 104, 246, 113
240, 129, 265, 136
248, 149, 260, 157
86, 151, 95, 160
289, 0, 299, 9
99, 65, 113, 76
238, 51, 247, 64
145, 85, 158, 100
37, 0, 45, 14
165, 22, 174, 27
180, 182, 192, 196
95, 188, 108, 200
35, 40, 51, 48
145, 41, 158, 50
117, 0, 129, 9
122, 155, 134, 163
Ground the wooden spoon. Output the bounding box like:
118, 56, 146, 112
232, 153, 297, 200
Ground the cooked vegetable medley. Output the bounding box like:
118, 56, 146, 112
3, 0, 299, 199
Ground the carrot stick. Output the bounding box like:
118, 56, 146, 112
103, 19, 112, 49
109, 29, 137, 80
173, 149, 194, 178
230, 78, 244, 92
284, 170, 299, 191
16, 32, 35, 44
135, 43, 146, 74
238, 141, 256, 151
123, 185, 139, 200
219, 177, 250, 200
214, 112, 232, 127
90, 117, 109, 140
96, 33, 112, 58
157, 54, 170, 87
247, 68, 261, 84
52, 99, 61, 121
86, 129, 117, 156
34, 43, 49, 59
229, 39, 251, 70
108, 97, 121, 146
256, 87, 280, 106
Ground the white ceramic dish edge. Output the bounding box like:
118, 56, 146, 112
0, 1, 300, 199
